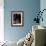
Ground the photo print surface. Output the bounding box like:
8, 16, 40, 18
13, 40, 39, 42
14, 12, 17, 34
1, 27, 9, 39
11, 11, 24, 27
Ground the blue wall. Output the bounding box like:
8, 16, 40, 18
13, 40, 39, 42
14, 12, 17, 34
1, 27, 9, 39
4, 0, 40, 42
40, 0, 46, 27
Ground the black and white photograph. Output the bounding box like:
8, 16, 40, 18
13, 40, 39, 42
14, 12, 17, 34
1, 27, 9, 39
11, 11, 24, 27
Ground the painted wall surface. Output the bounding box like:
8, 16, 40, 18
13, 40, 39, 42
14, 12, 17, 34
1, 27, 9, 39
4, 0, 40, 42
40, 0, 46, 27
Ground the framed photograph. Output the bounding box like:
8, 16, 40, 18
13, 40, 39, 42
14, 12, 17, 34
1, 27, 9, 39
11, 11, 24, 27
